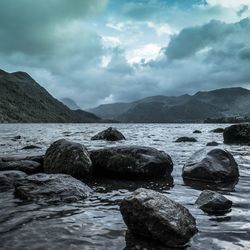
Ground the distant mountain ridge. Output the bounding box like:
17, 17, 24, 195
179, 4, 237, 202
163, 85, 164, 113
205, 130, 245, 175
89, 87, 250, 123
0, 69, 101, 123
60, 98, 81, 110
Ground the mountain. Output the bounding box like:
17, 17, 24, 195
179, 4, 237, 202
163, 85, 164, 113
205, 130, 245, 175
0, 69, 101, 123
60, 98, 81, 110
90, 87, 250, 123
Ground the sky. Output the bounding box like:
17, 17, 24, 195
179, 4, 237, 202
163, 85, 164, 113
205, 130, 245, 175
0, 0, 250, 109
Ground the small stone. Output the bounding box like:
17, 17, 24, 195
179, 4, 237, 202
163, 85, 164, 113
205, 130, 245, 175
91, 127, 125, 141
175, 137, 197, 142
195, 190, 232, 214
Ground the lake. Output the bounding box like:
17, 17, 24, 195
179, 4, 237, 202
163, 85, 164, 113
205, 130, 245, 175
0, 123, 249, 249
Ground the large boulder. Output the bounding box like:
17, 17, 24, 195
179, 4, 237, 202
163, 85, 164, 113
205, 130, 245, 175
195, 190, 232, 214
182, 148, 239, 182
91, 127, 125, 141
14, 173, 92, 203
120, 188, 198, 247
223, 123, 250, 144
89, 146, 173, 179
0, 170, 27, 191
0, 160, 42, 174
44, 139, 92, 179
175, 137, 197, 142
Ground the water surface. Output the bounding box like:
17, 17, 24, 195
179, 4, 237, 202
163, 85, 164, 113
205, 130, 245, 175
0, 124, 249, 249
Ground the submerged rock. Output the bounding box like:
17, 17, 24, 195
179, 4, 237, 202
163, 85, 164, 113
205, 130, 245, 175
0, 155, 44, 164
90, 146, 173, 179
0, 170, 27, 190
223, 123, 250, 144
44, 139, 92, 179
14, 173, 92, 203
206, 141, 219, 146
0, 160, 43, 174
195, 190, 232, 214
91, 127, 125, 141
182, 148, 239, 182
193, 130, 202, 134
120, 188, 198, 247
175, 137, 197, 142
12, 135, 21, 140
21, 145, 41, 150
211, 128, 224, 133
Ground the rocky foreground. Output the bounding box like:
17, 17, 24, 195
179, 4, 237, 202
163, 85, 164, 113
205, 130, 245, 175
0, 124, 249, 248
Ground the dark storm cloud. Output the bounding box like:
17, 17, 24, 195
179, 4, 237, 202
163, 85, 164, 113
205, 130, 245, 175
0, 0, 250, 108
165, 19, 249, 60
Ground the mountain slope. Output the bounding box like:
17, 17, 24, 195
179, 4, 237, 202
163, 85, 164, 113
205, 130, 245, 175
90, 87, 250, 123
0, 69, 101, 123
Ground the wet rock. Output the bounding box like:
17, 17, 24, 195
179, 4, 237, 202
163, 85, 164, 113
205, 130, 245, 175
195, 190, 232, 214
206, 141, 219, 146
21, 145, 41, 150
12, 135, 21, 140
182, 148, 239, 182
193, 130, 202, 134
120, 188, 198, 247
211, 128, 224, 133
90, 146, 173, 179
91, 127, 125, 141
44, 139, 92, 179
1, 155, 44, 164
14, 173, 92, 203
223, 123, 250, 144
0, 160, 43, 174
0, 171, 27, 190
175, 137, 197, 142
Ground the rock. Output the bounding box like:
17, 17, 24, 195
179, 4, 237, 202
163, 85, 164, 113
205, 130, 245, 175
21, 145, 41, 150
12, 135, 21, 140
89, 146, 173, 179
223, 123, 250, 144
211, 128, 224, 133
1, 155, 44, 164
91, 127, 125, 141
0, 171, 27, 190
120, 188, 198, 247
193, 130, 202, 134
0, 160, 43, 174
182, 148, 239, 182
175, 137, 197, 142
44, 139, 92, 179
195, 190, 232, 214
206, 141, 219, 146
14, 173, 92, 203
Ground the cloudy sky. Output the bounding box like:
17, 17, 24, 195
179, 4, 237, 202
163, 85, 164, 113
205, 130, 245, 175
1, 0, 250, 108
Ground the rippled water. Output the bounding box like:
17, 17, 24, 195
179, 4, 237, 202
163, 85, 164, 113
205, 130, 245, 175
0, 123, 249, 250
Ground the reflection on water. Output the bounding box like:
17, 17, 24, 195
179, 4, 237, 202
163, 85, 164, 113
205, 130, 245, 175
0, 123, 249, 249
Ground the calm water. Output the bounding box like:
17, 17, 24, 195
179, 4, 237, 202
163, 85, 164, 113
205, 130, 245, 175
0, 124, 249, 250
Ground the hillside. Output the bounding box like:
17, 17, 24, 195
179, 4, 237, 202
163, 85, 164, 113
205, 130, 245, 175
0, 69, 101, 123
